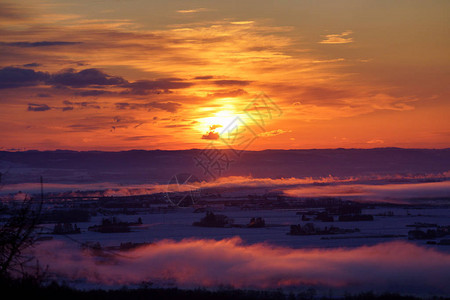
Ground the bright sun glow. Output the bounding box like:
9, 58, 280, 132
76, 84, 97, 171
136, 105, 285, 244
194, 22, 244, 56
203, 110, 235, 130
197, 101, 242, 135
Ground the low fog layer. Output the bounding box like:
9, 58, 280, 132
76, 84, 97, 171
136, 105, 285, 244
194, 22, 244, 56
34, 238, 450, 295
4, 174, 450, 204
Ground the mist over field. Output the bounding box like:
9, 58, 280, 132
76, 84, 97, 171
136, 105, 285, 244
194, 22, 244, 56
33, 238, 450, 295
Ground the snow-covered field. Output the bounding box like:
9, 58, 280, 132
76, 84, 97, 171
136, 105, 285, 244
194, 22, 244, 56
39, 206, 450, 250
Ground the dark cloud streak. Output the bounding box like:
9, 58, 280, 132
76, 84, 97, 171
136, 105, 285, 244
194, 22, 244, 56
120, 79, 193, 95
213, 80, 252, 86
50, 68, 126, 88
23, 63, 41, 67
0, 41, 82, 47
27, 103, 51, 112
115, 101, 181, 113
194, 75, 214, 80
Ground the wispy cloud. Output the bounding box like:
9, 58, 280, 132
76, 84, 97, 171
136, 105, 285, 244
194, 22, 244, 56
258, 129, 291, 137
319, 30, 353, 44
116, 101, 182, 113
367, 139, 384, 144
0, 41, 82, 47
177, 8, 209, 14
230, 21, 254, 25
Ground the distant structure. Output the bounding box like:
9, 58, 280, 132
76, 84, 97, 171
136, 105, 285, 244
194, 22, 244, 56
52, 223, 81, 234
88, 217, 142, 233
193, 211, 233, 228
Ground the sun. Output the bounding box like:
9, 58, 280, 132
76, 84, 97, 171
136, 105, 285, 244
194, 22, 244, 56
202, 110, 235, 131
196, 100, 242, 134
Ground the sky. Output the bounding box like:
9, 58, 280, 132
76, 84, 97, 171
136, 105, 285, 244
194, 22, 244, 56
0, 0, 449, 151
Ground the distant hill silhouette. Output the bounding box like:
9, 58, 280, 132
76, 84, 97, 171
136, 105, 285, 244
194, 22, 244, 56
1, 148, 449, 184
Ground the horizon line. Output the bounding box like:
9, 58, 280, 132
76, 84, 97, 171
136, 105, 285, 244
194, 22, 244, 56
1, 147, 450, 153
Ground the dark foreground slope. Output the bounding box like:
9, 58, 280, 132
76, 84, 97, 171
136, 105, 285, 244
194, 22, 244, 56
1, 148, 449, 184
0, 278, 441, 300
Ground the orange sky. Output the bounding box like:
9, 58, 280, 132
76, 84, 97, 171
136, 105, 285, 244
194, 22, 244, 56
0, 0, 449, 150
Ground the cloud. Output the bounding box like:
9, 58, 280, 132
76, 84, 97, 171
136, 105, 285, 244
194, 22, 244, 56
32, 239, 450, 295
207, 88, 248, 99
369, 93, 415, 111
230, 21, 255, 25
164, 124, 191, 129
62, 100, 101, 110
121, 79, 193, 95
289, 91, 417, 121
201, 131, 220, 140
147, 101, 181, 113
177, 8, 209, 14
0, 67, 49, 89
115, 102, 137, 110
0, 2, 27, 21
299, 86, 351, 103
25, 100, 101, 112
194, 75, 214, 80
77, 89, 111, 97
27, 103, 51, 112
123, 135, 159, 141
213, 80, 252, 86
209, 124, 223, 131
0, 67, 127, 90
319, 30, 353, 44
65, 115, 143, 132
50, 68, 126, 88
36, 93, 51, 97
367, 139, 385, 144
201, 124, 223, 140
0, 67, 193, 101
23, 63, 41, 67
66, 123, 104, 132
0, 41, 82, 47
311, 58, 345, 64
259, 129, 291, 138
115, 101, 182, 113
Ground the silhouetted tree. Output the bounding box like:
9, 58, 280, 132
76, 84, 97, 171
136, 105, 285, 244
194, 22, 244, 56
0, 194, 43, 279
